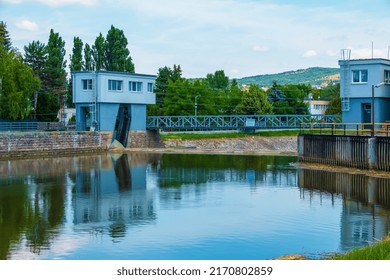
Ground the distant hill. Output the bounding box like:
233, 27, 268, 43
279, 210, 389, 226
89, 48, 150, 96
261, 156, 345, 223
237, 67, 340, 88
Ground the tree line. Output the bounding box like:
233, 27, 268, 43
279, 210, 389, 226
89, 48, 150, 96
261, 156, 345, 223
148, 66, 341, 116
0, 21, 341, 121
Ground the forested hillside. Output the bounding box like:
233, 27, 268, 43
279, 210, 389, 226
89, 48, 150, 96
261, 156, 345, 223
238, 67, 340, 87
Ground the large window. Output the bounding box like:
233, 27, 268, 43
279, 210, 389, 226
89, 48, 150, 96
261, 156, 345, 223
129, 81, 143, 92
147, 83, 154, 93
82, 79, 92, 90
385, 70, 390, 84
108, 79, 123, 91
352, 70, 368, 83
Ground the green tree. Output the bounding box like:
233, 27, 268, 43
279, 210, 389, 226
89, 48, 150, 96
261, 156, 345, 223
324, 83, 341, 114
236, 84, 273, 115
0, 48, 40, 120
69, 36, 83, 71
68, 36, 83, 108
163, 79, 194, 116
38, 29, 67, 121
92, 33, 105, 70
0, 21, 12, 52
148, 65, 183, 116
206, 70, 229, 91
23, 40, 47, 118
83, 43, 94, 70
268, 83, 308, 114
104, 25, 134, 72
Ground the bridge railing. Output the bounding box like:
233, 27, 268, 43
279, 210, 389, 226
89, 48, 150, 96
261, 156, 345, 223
300, 122, 390, 136
147, 115, 342, 131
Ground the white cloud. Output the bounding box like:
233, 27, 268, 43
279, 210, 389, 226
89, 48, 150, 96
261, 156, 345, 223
253, 45, 269, 52
15, 19, 39, 31
303, 50, 317, 58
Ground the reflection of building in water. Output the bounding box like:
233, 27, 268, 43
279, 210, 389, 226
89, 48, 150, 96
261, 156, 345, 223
298, 169, 390, 252
72, 154, 156, 234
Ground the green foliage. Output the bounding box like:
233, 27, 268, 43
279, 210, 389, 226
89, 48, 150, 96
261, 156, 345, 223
0, 49, 40, 120
104, 25, 135, 72
69, 36, 83, 71
323, 83, 341, 114
206, 70, 229, 91
267, 83, 309, 114
92, 33, 105, 70
0, 21, 12, 52
83, 43, 93, 71
236, 84, 273, 115
24, 40, 47, 77
331, 237, 390, 260
238, 67, 339, 87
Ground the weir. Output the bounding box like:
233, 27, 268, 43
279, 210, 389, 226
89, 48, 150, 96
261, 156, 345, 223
298, 134, 390, 172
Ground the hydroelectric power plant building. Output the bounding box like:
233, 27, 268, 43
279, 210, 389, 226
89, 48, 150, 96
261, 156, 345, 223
72, 71, 156, 147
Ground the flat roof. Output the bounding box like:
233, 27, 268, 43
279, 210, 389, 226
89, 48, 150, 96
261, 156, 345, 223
71, 70, 157, 78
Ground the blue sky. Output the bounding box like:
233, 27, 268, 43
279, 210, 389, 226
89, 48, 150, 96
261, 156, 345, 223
1, 0, 390, 78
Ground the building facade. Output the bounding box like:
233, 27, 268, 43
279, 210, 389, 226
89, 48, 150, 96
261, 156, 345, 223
339, 56, 390, 124
304, 99, 329, 115
72, 71, 156, 146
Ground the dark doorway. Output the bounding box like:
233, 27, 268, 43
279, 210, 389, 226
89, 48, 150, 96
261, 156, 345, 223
362, 103, 371, 130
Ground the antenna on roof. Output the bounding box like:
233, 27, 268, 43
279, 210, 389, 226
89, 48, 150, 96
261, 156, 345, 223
340, 49, 351, 61
372, 41, 374, 59
388, 46, 390, 60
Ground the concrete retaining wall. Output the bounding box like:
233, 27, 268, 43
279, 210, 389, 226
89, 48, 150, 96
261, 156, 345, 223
298, 134, 390, 171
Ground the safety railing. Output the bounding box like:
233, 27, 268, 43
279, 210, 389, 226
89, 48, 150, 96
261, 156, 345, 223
299, 122, 390, 136
147, 114, 342, 131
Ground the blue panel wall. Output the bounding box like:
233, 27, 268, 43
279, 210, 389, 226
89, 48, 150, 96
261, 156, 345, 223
343, 97, 390, 123
98, 103, 120, 131
130, 104, 147, 130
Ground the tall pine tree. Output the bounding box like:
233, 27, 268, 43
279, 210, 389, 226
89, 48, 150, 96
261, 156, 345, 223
38, 29, 67, 121
24, 40, 47, 119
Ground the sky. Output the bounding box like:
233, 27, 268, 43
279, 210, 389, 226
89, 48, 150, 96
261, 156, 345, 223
1, 0, 390, 78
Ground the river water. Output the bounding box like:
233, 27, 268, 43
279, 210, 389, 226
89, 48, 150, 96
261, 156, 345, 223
0, 152, 389, 260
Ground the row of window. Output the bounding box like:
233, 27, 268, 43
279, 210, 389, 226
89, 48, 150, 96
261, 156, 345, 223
312, 104, 328, 110
82, 79, 154, 93
351, 70, 390, 84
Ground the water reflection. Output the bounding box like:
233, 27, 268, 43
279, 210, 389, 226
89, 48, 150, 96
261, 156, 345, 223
1, 153, 390, 259
298, 169, 390, 252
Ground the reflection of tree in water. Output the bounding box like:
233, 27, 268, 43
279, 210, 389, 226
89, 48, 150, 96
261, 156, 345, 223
0, 173, 66, 259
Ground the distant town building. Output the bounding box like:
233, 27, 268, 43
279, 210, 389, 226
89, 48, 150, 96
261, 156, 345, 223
72, 71, 156, 146
339, 52, 390, 124
304, 99, 329, 115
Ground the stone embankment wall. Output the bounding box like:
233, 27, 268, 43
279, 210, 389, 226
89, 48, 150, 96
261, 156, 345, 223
0, 132, 112, 158
0, 130, 163, 158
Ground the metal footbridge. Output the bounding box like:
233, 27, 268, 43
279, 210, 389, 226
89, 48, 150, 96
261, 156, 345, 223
146, 114, 342, 131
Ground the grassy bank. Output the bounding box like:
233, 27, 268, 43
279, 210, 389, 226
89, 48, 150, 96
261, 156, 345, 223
161, 130, 301, 141
330, 237, 390, 260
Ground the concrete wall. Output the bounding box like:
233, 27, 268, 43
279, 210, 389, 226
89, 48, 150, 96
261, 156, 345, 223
298, 134, 390, 171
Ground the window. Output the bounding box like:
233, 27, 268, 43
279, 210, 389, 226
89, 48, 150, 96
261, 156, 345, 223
82, 79, 92, 90
385, 70, 390, 84
147, 83, 154, 93
129, 81, 143, 92
108, 80, 123, 91
352, 70, 368, 83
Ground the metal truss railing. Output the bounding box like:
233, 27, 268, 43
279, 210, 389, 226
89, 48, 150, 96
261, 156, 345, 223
147, 115, 342, 131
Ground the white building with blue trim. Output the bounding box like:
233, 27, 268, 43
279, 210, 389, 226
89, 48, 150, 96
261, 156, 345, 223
72, 71, 156, 146
339, 53, 390, 124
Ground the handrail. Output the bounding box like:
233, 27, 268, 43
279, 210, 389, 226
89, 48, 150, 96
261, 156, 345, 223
300, 122, 390, 136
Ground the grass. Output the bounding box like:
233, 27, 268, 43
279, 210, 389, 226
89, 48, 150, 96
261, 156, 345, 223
330, 237, 390, 260
160, 130, 301, 141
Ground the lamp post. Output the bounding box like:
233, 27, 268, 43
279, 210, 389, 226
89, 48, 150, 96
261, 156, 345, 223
371, 82, 385, 137
195, 95, 200, 116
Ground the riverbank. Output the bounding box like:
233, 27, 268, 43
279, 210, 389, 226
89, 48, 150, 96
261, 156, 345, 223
124, 135, 298, 155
